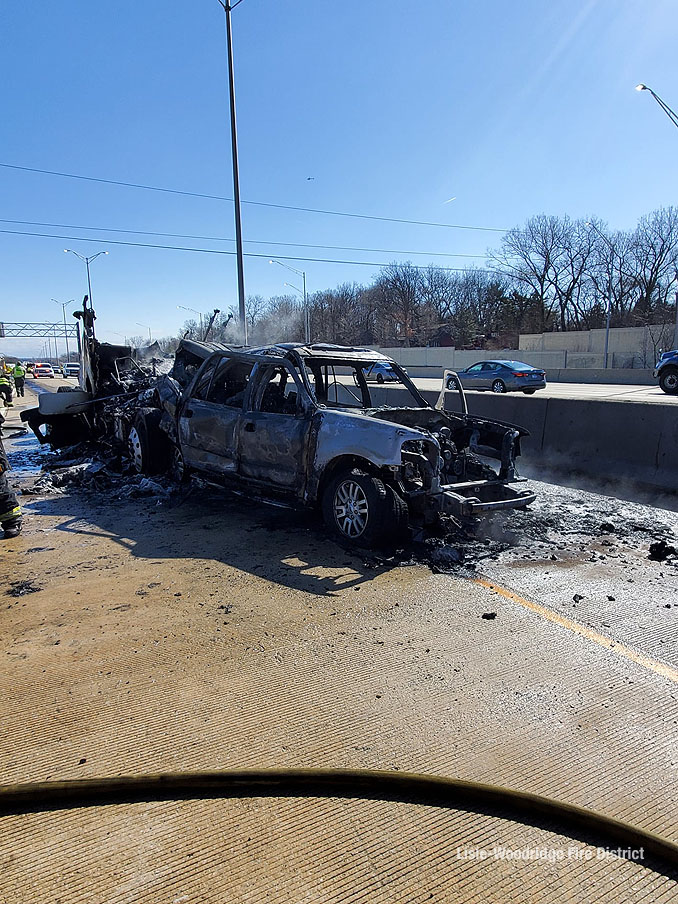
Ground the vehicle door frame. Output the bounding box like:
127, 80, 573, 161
177, 352, 257, 474
236, 361, 315, 494
461, 362, 484, 389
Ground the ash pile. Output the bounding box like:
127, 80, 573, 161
21, 444, 174, 503
394, 480, 678, 574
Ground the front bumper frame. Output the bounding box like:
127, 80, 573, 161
435, 478, 536, 517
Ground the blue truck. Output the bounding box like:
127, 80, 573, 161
654, 349, 678, 394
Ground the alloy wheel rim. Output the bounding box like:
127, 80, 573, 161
333, 480, 369, 538
172, 447, 185, 480
128, 427, 143, 471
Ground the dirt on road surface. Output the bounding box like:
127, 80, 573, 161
1, 388, 677, 903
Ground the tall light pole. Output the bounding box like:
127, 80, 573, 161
52, 298, 76, 362
177, 305, 204, 337
635, 84, 678, 130
270, 259, 309, 342
136, 323, 153, 343
586, 222, 616, 368
217, 0, 247, 343
64, 249, 108, 308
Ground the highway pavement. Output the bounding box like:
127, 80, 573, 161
0, 388, 676, 902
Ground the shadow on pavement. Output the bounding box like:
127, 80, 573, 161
21, 481, 395, 598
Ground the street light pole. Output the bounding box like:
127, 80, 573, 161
217, 0, 247, 343
270, 259, 310, 342
64, 250, 108, 308
635, 84, 678, 130
52, 298, 75, 362
177, 305, 205, 338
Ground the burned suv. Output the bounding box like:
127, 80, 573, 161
22, 306, 535, 547
125, 341, 534, 546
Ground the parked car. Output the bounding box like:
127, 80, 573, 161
455, 360, 546, 394
654, 350, 678, 395
33, 363, 55, 379
61, 363, 81, 379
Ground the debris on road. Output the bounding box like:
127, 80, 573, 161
648, 539, 677, 561
6, 580, 42, 597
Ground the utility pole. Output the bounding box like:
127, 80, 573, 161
218, 0, 247, 343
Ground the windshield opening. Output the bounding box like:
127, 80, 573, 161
297, 358, 427, 410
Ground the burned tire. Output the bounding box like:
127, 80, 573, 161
377, 373, 385, 384
659, 367, 678, 395
386, 484, 410, 542
491, 380, 506, 393
169, 444, 189, 484
322, 470, 392, 547
128, 409, 169, 475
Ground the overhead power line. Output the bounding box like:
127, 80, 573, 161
0, 162, 508, 234
0, 227, 494, 273
0, 218, 486, 260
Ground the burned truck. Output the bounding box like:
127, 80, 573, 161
23, 304, 535, 546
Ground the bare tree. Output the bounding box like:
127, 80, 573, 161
587, 223, 638, 328
245, 294, 269, 333
550, 217, 597, 330
310, 283, 363, 344
375, 262, 424, 345
488, 215, 564, 332
630, 206, 678, 324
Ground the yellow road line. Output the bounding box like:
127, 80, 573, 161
474, 577, 678, 685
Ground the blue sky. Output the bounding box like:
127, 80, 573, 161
1, 0, 677, 357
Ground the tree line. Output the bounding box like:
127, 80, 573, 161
153, 205, 678, 350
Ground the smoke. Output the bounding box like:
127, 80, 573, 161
519, 457, 678, 514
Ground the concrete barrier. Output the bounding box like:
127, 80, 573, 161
368, 384, 677, 492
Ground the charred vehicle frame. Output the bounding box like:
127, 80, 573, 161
22, 300, 535, 546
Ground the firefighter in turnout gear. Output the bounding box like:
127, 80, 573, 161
12, 363, 25, 397
0, 412, 22, 539
0, 371, 13, 407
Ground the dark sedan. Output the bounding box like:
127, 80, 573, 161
455, 360, 546, 394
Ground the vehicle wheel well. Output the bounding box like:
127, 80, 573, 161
659, 365, 678, 394
316, 455, 384, 504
